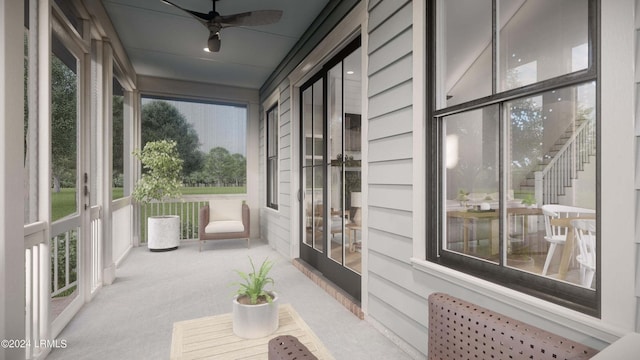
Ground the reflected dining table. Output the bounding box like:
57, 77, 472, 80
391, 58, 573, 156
550, 214, 596, 280
447, 207, 542, 256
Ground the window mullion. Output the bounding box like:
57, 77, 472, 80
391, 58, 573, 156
492, 0, 497, 95
498, 101, 506, 266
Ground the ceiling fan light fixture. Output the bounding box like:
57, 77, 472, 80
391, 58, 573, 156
207, 32, 221, 52
164, 0, 282, 53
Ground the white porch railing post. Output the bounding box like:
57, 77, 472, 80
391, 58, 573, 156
534, 171, 543, 206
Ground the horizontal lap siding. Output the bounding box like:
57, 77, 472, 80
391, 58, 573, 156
369, 106, 412, 140
261, 80, 292, 259
366, 1, 427, 357
369, 159, 412, 185
368, 208, 412, 239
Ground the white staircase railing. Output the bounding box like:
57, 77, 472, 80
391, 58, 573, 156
534, 118, 595, 204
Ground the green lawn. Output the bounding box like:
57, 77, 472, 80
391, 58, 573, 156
51, 188, 78, 222
52, 186, 246, 222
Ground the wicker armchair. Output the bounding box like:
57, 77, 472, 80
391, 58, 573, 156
198, 199, 250, 251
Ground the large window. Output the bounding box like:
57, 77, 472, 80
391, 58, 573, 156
429, 0, 598, 315
140, 97, 247, 192
266, 104, 279, 209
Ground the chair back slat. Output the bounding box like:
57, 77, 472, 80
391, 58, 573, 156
541, 204, 595, 240
571, 218, 596, 287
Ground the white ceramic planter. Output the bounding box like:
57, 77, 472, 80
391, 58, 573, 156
232, 292, 279, 339
147, 215, 180, 251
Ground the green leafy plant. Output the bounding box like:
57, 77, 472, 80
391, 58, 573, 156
456, 189, 469, 201
521, 193, 536, 206
232, 257, 275, 305
132, 140, 184, 205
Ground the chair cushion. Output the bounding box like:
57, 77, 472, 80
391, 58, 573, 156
205, 220, 245, 234
209, 199, 243, 222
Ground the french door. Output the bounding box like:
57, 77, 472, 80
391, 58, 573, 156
300, 38, 362, 301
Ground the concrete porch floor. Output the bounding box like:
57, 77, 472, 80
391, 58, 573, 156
46, 239, 413, 360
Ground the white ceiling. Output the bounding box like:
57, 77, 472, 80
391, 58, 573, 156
102, 0, 330, 89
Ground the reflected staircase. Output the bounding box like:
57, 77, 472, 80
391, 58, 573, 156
519, 118, 596, 204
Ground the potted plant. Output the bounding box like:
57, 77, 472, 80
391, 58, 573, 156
132, 140, 184, 251
521, 193, 536, 208
231, 257, 279, 339
457, 189, 469, 206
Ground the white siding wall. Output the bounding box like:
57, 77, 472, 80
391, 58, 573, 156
366, 0, 640, 357
366, 0, 428, 356
260, 80, 293, 258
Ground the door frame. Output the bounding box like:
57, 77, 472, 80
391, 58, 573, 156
49, 14, 91, 337
298, 37, 362, 301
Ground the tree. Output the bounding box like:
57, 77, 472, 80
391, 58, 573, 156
141, 100, 203, 177
204, 147, 232, 186
229, 153, 246, 186
132, 140, 183, 204
112, 95, 124, 185
201, 147, 246, 186
51, 55, 77, 192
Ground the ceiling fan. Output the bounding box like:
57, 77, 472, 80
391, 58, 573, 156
161, 0, 283, 52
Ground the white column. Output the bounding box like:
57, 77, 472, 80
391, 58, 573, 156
131, 90, 141, 247
0, 1, 26, 359
102, 40, 115, 284
247, 100, 260, 238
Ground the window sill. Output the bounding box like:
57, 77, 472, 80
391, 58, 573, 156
264, 206, 280, 215
410, 257, 623, 346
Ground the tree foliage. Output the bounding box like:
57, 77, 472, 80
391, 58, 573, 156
141, 101, 203, 176
201, 147, 246, 186
132, 140, 183, 204
112, 95, 124, 182
51, 55, 77, 192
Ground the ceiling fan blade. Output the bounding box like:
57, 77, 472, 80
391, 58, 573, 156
161, 0, 214, 24
219, 10, 283, 27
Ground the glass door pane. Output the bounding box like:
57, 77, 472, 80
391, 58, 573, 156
343, 48, 362, 274
302, 86, 314, 248
328, 61, 344, 264
50, 33, 80, 320
312, 80, 324, 252
302, 80, 325, 253
51, 45, 78, 221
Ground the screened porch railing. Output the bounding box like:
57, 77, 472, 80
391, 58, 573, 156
139, 194, 245, 242
24, 221, 49, 360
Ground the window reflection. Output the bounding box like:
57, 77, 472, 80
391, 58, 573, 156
499, 0, 589, 90
444, 106, 499, 262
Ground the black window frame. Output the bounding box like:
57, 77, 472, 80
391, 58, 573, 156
266, 104, 279, 210
426, 0, 601, 316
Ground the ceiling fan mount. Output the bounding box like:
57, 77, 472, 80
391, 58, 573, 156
161, 0, 283, 52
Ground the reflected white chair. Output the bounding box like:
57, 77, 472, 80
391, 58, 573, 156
541, 204, 595, 276
572, 219, 596, 288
